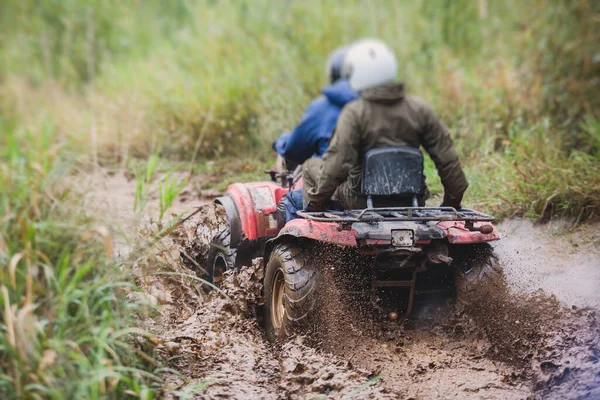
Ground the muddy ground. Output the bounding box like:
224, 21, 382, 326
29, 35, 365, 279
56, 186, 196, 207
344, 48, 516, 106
88, 171, 600, 399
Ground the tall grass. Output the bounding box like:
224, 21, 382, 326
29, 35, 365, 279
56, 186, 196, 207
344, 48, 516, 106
0, 0, 598, 218
464, 117, 600, 221
0, 122, 159, 399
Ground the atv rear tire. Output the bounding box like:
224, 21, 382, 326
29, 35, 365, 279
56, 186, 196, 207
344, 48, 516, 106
454, 244, 502, 306
264, 242, 318, 342
206, 228, 236, 286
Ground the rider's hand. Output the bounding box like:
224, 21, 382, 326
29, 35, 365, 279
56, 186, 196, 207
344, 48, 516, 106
441, 193, 463, 210
305, 201, 327, 212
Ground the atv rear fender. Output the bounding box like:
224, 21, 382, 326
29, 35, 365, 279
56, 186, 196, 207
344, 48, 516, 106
270, 218, 499, 249
437, 221, 500, 244
277, 218, 358, 247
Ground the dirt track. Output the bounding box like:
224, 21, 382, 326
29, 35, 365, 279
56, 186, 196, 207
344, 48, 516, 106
89, 171, 600, 399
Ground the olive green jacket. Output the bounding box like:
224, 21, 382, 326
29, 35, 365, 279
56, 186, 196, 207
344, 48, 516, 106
305, 83, 468, 208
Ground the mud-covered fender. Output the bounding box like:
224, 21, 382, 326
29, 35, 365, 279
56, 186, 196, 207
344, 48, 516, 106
275, 219, 358, 247
216, 182, 288, 247
263, 219, 357, 265
214, 195, 243, 247
437, 221, 500, 244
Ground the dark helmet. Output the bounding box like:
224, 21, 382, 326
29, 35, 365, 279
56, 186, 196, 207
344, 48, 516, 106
326, 46, 349, 84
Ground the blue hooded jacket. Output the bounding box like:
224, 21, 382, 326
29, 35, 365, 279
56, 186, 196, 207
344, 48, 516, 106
274, 79, 358, 165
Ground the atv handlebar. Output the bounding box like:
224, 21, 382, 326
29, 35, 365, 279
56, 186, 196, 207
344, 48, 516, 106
265, 169, 294, 188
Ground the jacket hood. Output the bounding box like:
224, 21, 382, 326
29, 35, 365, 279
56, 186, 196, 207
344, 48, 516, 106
321, 79, 359, 106
360, 83, 405, 103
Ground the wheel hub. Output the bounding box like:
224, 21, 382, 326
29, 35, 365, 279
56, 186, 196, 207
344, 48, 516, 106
271, 269, 285, 329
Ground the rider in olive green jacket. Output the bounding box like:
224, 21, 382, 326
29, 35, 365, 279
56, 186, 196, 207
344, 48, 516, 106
303, 39, 468, 211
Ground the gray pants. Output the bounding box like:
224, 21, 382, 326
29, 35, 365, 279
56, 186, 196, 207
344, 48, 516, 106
302, 157, 367, 210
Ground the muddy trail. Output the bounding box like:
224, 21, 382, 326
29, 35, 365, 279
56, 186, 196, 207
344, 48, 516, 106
89, 172, 600, 399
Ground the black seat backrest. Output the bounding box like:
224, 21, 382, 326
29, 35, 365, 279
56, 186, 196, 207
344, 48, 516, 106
361, 147, 424, 196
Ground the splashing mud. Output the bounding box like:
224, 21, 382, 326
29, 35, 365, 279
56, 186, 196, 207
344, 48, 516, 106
139, 256, 398, 399
453, 245, 600, 399
468, 222, 600, 399
305, 252, 531, 399
313, 222, 600, 399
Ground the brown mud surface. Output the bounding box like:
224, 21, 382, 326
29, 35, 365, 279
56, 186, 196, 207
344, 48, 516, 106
138, 258, 398, 399
87, 171, 600, 399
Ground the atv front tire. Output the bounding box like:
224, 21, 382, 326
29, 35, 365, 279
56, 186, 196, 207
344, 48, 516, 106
454, 244, 502, 306
264, 242, 318, 342
205, 228, 236, 286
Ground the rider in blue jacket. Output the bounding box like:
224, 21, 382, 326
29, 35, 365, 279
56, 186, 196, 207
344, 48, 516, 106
273, 46, 359, 168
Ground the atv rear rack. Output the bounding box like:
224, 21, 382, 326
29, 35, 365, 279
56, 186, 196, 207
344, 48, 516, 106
296, 207, 495, 223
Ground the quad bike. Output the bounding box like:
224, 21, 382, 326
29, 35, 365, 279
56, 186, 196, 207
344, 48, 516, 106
206, 147, 500, 342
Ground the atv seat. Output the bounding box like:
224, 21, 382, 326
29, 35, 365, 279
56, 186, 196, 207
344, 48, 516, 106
361, 146, 424, 208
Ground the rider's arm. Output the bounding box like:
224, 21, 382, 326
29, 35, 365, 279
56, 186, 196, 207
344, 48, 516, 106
273, 132, 291, 154
306, 104, 361, 205
420, 103, 468, 208
277, 97, 326, 165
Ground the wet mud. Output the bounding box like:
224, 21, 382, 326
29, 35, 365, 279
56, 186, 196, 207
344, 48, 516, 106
454, 267, 600, 399
148, 205, 599, 399
137, 256, 398, 399
315, 236, 600, 399
87, 174, 600, 399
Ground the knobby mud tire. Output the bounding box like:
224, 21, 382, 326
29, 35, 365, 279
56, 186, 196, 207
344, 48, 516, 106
264, 242, 319, 343
206, 228, 237, 286
454, 243, 503, 307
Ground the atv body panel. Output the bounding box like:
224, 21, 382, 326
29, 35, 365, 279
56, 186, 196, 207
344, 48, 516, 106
215, 177, 302, 265
220, 181, 286, 241
215, 176, 499, 250
279, 207, 498, 248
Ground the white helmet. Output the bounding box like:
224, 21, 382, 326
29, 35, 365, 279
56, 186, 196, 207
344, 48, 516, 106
341, 39, 398, 91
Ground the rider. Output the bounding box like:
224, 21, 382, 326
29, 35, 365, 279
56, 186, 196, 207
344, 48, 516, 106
273, 46, 359, 170
303, 39, 468, 211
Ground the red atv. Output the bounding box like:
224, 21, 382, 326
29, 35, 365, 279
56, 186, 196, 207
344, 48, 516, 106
207, 147, 500, 341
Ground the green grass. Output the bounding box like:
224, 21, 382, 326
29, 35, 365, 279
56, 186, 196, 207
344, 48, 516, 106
1, 0, 597, 221
0, 123, 160, 399
194, 154, 275, 192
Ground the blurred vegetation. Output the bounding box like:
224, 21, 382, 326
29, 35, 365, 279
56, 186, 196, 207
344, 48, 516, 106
1, 0, 598, 221
0, 123, 160, 399
0, 0, 598, 397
